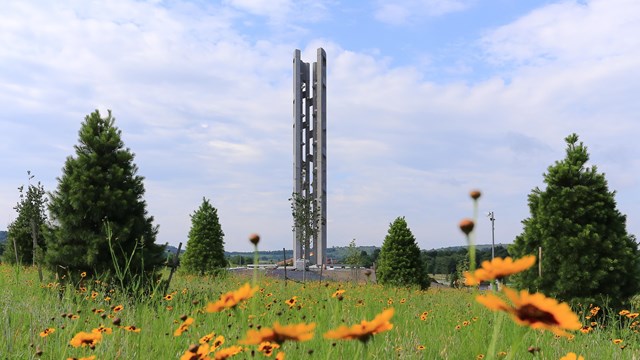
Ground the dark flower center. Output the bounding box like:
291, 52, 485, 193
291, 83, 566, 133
516, 304, 559, 325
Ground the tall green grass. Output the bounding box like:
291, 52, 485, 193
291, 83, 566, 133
0, 264, 638, 359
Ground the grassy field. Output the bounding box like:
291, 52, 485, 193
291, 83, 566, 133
1, 264, 639, 360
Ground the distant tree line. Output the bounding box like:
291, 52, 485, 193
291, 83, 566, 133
422, 246, 510, 275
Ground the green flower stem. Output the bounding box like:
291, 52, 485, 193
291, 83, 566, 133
252, 244, 259, 289
486, 311, 503, 360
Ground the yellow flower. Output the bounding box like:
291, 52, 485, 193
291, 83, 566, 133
164, 294, 174, 301
416, 345, 426, 350
66, 356, 96, 360
619, 309, 630, 316
476, 287, 581, 337
240, 322, 316, 345
612, 339, 623, 344
80, 272, 87, 278
206, 283, 258, 313
174, 317, 195, 336
213, 345, 243, 360
39, 328, 55, 337
69, 331, 102, 349
112, 304, 124, 312
275, 352, 285, 360
324, 308, 394, 343
559, 352, 585, 360
464, 256, 536, 286
627, 313, 639, 319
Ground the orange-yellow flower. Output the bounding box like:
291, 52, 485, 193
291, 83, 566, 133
560, 352, 585, 360
239, 322, 315, 345
180, 343, 211, 360
206, 283, 258, 313
174, 317, 195, 336
324, 308, 394, 343
39, 328, 55, 337
275, 352, 285, 360
285, 296, 298, 307
93, 325, 112, 334
121, 325, 141, 332
612, 339, 623, 344
66, 356, 96, 360
464, 256, 536, 286
213, 345, 243, 360
476, 287, 581, 337
258, 341, 280, 356
332, 289, 345, 297
211, 335, 225, 351
199, 332, 216, 344
69, 331, 102, 349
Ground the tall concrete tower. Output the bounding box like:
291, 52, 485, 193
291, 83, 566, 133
293, 48, 327, 266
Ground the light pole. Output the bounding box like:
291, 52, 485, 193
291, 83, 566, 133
487, 211, 495, 260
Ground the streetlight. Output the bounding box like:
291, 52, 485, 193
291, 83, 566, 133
487, 211, 495, 260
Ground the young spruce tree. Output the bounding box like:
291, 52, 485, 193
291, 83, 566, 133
181, 197, 226, 274
511, 134, 640, 305
3, 173, 48, 266
376, 216, 429, 289
46, 110, 165, 279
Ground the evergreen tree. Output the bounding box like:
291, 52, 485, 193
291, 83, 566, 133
511, 134, 640, 305
45, 110, 165, 279
376, 217, 429, 289
3, 173, 48, 265
181, 197, 226, 274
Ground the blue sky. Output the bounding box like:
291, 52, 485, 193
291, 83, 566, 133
1, 0, 639, 253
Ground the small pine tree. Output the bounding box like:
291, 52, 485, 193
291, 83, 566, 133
45, 110, 165, 280
181, 197, 226, 275
376, 217, 429, 289
3, 173, 48, 266
511, 134, 640, 305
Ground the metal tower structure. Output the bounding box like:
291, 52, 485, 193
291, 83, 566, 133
293, 48, 327, 267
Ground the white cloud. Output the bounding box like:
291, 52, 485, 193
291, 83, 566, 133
482, 0, 640, 66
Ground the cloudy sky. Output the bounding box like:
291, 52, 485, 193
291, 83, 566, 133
1, 0, 639, 253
